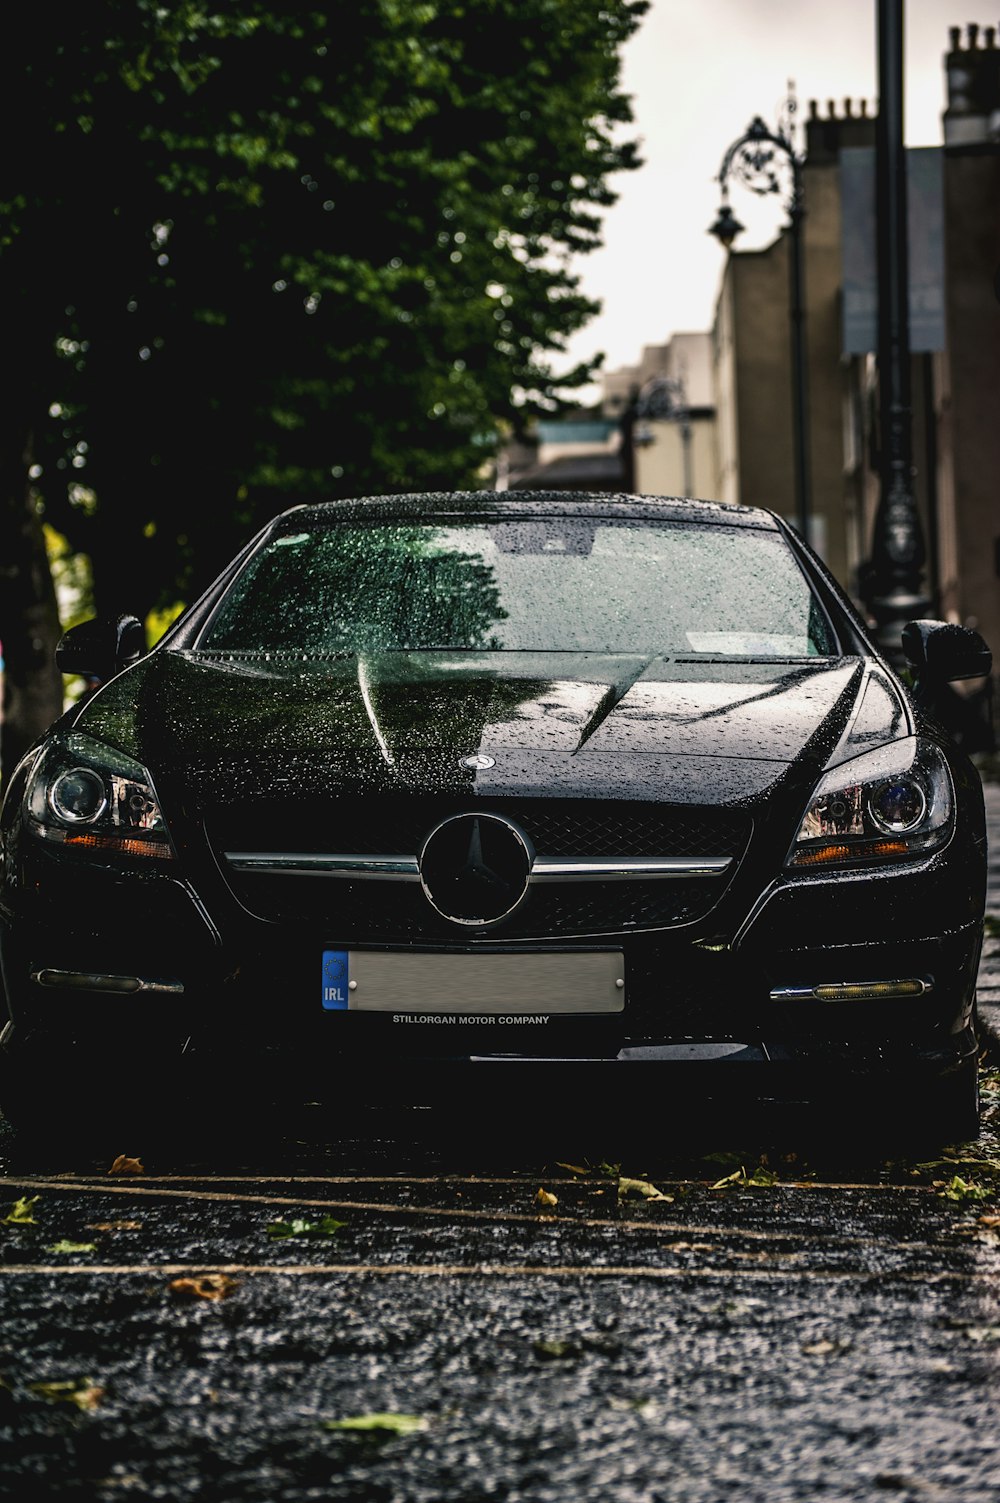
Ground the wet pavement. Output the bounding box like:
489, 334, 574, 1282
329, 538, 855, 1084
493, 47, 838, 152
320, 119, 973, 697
0, 775, 998, 1501
2, 1082, 1000, 1502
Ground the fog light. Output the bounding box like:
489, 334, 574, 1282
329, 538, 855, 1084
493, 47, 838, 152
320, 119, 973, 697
770, 978, 931, 1002
813, 979, 928, 1001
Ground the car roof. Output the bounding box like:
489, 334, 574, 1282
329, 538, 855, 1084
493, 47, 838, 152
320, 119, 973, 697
274, 491, 781, 532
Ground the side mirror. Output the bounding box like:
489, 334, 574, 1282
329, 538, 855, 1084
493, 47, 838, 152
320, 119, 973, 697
55, 615, 146, 684
901, 620, 992, 683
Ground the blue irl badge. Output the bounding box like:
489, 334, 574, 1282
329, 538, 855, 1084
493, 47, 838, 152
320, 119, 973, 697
321, 951, 350, 1010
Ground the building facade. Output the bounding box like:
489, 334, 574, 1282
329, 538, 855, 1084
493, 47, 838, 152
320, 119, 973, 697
709, 23, 998, 707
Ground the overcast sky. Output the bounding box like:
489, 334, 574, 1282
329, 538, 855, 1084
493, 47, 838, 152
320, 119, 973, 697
563, 0, 985, 391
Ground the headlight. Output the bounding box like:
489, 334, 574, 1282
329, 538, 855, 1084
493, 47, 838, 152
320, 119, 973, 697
787, 738, 953, 869
26, 732, 175, 861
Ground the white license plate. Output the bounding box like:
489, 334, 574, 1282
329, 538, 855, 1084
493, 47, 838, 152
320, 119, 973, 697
321, 949, 625, 1014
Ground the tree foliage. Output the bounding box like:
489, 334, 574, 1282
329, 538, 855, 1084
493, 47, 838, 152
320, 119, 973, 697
1, 0, 646, 777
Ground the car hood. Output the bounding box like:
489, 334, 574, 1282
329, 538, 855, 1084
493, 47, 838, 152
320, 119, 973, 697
74, 648, 875, 806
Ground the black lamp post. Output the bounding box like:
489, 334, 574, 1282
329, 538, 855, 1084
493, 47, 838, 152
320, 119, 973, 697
710, 107, 811, 542
865, 0, 931, 657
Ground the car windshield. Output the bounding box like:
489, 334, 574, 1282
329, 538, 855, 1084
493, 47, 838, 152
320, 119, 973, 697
199, 517, 838, 658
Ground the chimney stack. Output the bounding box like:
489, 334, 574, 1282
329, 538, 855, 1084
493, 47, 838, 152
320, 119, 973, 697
944, 19, 1000, 144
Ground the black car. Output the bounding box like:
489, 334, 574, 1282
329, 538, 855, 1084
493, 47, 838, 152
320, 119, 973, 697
0, 493, 991, 1138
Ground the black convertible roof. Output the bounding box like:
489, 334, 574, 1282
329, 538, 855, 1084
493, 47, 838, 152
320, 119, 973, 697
278, 491, 780, 531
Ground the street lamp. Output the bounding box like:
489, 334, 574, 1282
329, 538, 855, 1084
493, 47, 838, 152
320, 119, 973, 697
633, 374, 693, 497
709, 101, 811, 542
864, 0, 931, 657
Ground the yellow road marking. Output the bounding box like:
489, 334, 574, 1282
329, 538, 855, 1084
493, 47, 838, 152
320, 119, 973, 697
0, 1176, 977, 1249
0, 1261, 987, 1284
18, 1173, 951, 1192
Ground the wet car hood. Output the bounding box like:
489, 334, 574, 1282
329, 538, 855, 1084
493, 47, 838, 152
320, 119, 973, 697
74, 649, 875, 807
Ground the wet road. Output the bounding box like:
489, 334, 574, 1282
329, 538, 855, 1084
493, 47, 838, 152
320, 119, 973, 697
1, 1077, 1000, 1501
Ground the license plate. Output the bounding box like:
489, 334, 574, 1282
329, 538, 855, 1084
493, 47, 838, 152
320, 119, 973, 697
321, 949, 625, 1014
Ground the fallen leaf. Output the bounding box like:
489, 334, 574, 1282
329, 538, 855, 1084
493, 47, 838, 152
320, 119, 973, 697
29, 1378, 104, 1411
554, 1162, 589, 1177
937, 1175, 989, 1204
87, 1221, 142, 1232
710, 1298, 756, 1318
47, 1240, 97, 1255
801, 1338, 851, 1357
533, 1338, 582, 1361
711, 1167, 746, 1189
107, 1156, 145, 1176
711, 1164, 777, 1189
324, 1412, 428, 1435
963, 1326, 1000, 1343
266, 1215, 346, 1239
168, 1274, 238, 1302
3, 1195, 39, 1225
618, 1176, 672, 1202
979, 1215, 1000, 1227
535, 1187, 559, 1208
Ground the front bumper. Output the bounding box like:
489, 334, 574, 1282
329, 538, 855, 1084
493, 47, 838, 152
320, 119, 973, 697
0, 832, 984, 1089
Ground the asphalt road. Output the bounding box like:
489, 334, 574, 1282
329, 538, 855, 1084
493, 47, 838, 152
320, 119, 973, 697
2, 1079, 1000, 1502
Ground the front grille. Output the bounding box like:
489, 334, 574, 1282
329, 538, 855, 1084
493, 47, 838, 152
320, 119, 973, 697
220, 872, 719, 940
210, 796, 750, 939
210, 797, 748, 860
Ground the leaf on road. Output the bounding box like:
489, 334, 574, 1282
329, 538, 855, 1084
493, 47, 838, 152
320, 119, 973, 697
800, 1338, 851, 1357
535, 1187, 559, 1208
29, 1378, 104, 1411
3, 1195, 39, 1225
168, 1274, 238, 1302
266, 1215, 346, 1240
711, 1167, 746, 1189
533, 1338, 582, 1361
978, 1214, 1000, 1227
48, 1240, 97, 1255
936, 1175, 990, 1204
618, 1176, 672, 1202
107, 1156, 145, 1176
87, 1221, 142, 1232
963, 1326, 1000, 1343
553, 1162, 589, 1177
324, 1412, 428, 1435
711, 1164, 777, 1190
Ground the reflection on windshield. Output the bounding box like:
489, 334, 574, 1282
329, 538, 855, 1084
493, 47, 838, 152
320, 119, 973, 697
201, 519, 837, 658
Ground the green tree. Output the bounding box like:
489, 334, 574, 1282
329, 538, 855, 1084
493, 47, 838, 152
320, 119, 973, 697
1, 0, 646, 782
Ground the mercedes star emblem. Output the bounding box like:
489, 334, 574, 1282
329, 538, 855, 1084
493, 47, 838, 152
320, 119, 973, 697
419, 813, 534, 926
460, 754, 496, 771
